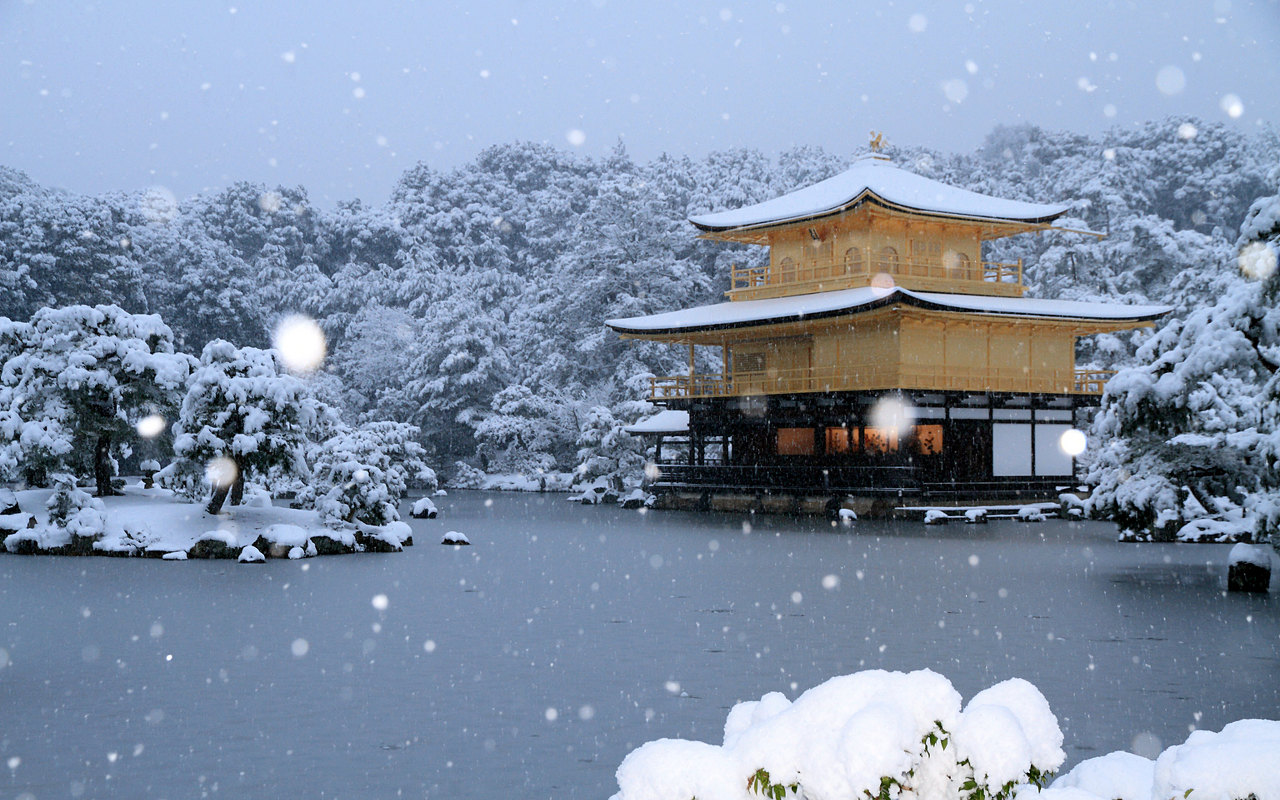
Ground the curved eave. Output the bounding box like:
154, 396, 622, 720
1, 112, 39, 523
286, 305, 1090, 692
607, 289, 1172, 338
689, 189, 1071, 235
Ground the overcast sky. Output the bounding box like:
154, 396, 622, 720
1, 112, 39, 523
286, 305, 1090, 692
3, 0, 1277, 206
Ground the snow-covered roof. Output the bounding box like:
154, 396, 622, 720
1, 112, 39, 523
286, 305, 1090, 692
623, 409, 689, 435
689, 157, 1071, 231
607, 287, 1172, 335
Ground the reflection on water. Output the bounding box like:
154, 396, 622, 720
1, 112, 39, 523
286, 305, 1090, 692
0, 490, 1276, 799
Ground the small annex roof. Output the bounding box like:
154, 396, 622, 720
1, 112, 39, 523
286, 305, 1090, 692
688, 156, 1071, 232
606, 286, 1172, 336
623, 409, 689, 435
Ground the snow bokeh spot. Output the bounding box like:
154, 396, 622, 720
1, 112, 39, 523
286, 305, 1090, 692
257, 191, 283, 213
272, 314, 326, 373
545, 707, 558, 722
136, 414, 166, 439
205, 456, 238, 489
1131, 730, 1162, 758
941, 78, 968, 104
371, 593, 389, 611
1059, 428, 1087, 457
1238, 241, 1277, 281
1177, 122, 1198, 140
291, 638, 309, 657
822, 574, 839, 590
1155, 65, 1186, 95
870, 396, 916, 439
870, 271, 896, 296
566, 129, 586, 147
1220, 93, 1244, 118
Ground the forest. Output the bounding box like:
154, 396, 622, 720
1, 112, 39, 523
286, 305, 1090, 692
1, 118, 1277, 503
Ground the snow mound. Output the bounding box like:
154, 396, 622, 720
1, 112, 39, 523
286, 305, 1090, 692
162, 551, 188, 561
237, 545, 265, 563
1016, 506, 1048, 522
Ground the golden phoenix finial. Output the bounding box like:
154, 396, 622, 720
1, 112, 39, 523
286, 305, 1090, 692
869, 131, 886, 153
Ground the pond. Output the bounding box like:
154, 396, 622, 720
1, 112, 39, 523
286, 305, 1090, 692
1, 491, 1277, 798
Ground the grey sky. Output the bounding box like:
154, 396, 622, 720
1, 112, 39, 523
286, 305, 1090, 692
3, 0, 1278, 206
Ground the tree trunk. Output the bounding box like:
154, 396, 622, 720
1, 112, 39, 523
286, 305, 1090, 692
207, 482, 231, 515
230, 467, 245, 507
94, 434, 117, 497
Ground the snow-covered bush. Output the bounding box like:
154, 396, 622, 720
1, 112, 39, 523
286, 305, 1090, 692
163, 340, 327, 514
0, 305, 194, 494
472, 383, 569, 474
309, 423, 423, 528
610, 670, 1063, 800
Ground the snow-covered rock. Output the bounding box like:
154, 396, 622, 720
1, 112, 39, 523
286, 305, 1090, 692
1227, 542, 1271, 592
965, 508, 989, 524
441, 530, 470, 546
411, 497, 438, 519
162, 550, 188, 561
924, 508, 949, 525
237, 545, 265, 563
1016, 505, 1048, 522
838, 507, 857, 525
0, 488, 20, 516
619, 489, 652, 509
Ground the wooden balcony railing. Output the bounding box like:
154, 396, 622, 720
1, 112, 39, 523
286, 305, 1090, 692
650, 366, 1115, 400
727, 258, 1023, 299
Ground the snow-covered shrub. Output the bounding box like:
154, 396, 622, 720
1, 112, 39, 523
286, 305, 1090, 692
165, 340, 327, 514
45, 472, 107, 543
573, 402, 650, 489
610, 670, 1063, 800
447, 460, 486, 489
0, 305, 194, 494
1041, 720, 1280, 800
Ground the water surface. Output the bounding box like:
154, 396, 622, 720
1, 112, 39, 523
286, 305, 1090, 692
1, 491, 1276, 798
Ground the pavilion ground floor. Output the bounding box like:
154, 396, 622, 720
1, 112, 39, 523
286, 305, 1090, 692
642, 389, 1094, 513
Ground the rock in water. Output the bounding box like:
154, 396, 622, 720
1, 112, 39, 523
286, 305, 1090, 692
411, 497, 438, 519
238, 545, 266, 563
441, 531, 470, 546
1228, 543, 1271, 593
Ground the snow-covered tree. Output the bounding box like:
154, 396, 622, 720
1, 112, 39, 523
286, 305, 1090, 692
472, 384, 571, 473
167, 340, 327, 515
0, 305, 194, 494
1087, 179, 1280, 541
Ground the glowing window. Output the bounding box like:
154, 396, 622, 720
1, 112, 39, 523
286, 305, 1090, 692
825, 426, 860, 454
863, 426, 899, 454
913, 424, 944, 455
776, 428, 815, 456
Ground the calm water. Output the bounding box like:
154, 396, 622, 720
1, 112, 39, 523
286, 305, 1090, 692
1, 491, 1277, 799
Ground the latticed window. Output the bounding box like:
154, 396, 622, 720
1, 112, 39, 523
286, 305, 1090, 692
876, 246, 899, 273
843, 246, 863, 275
735, 352, 766, 373
780, 256, 797, 283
